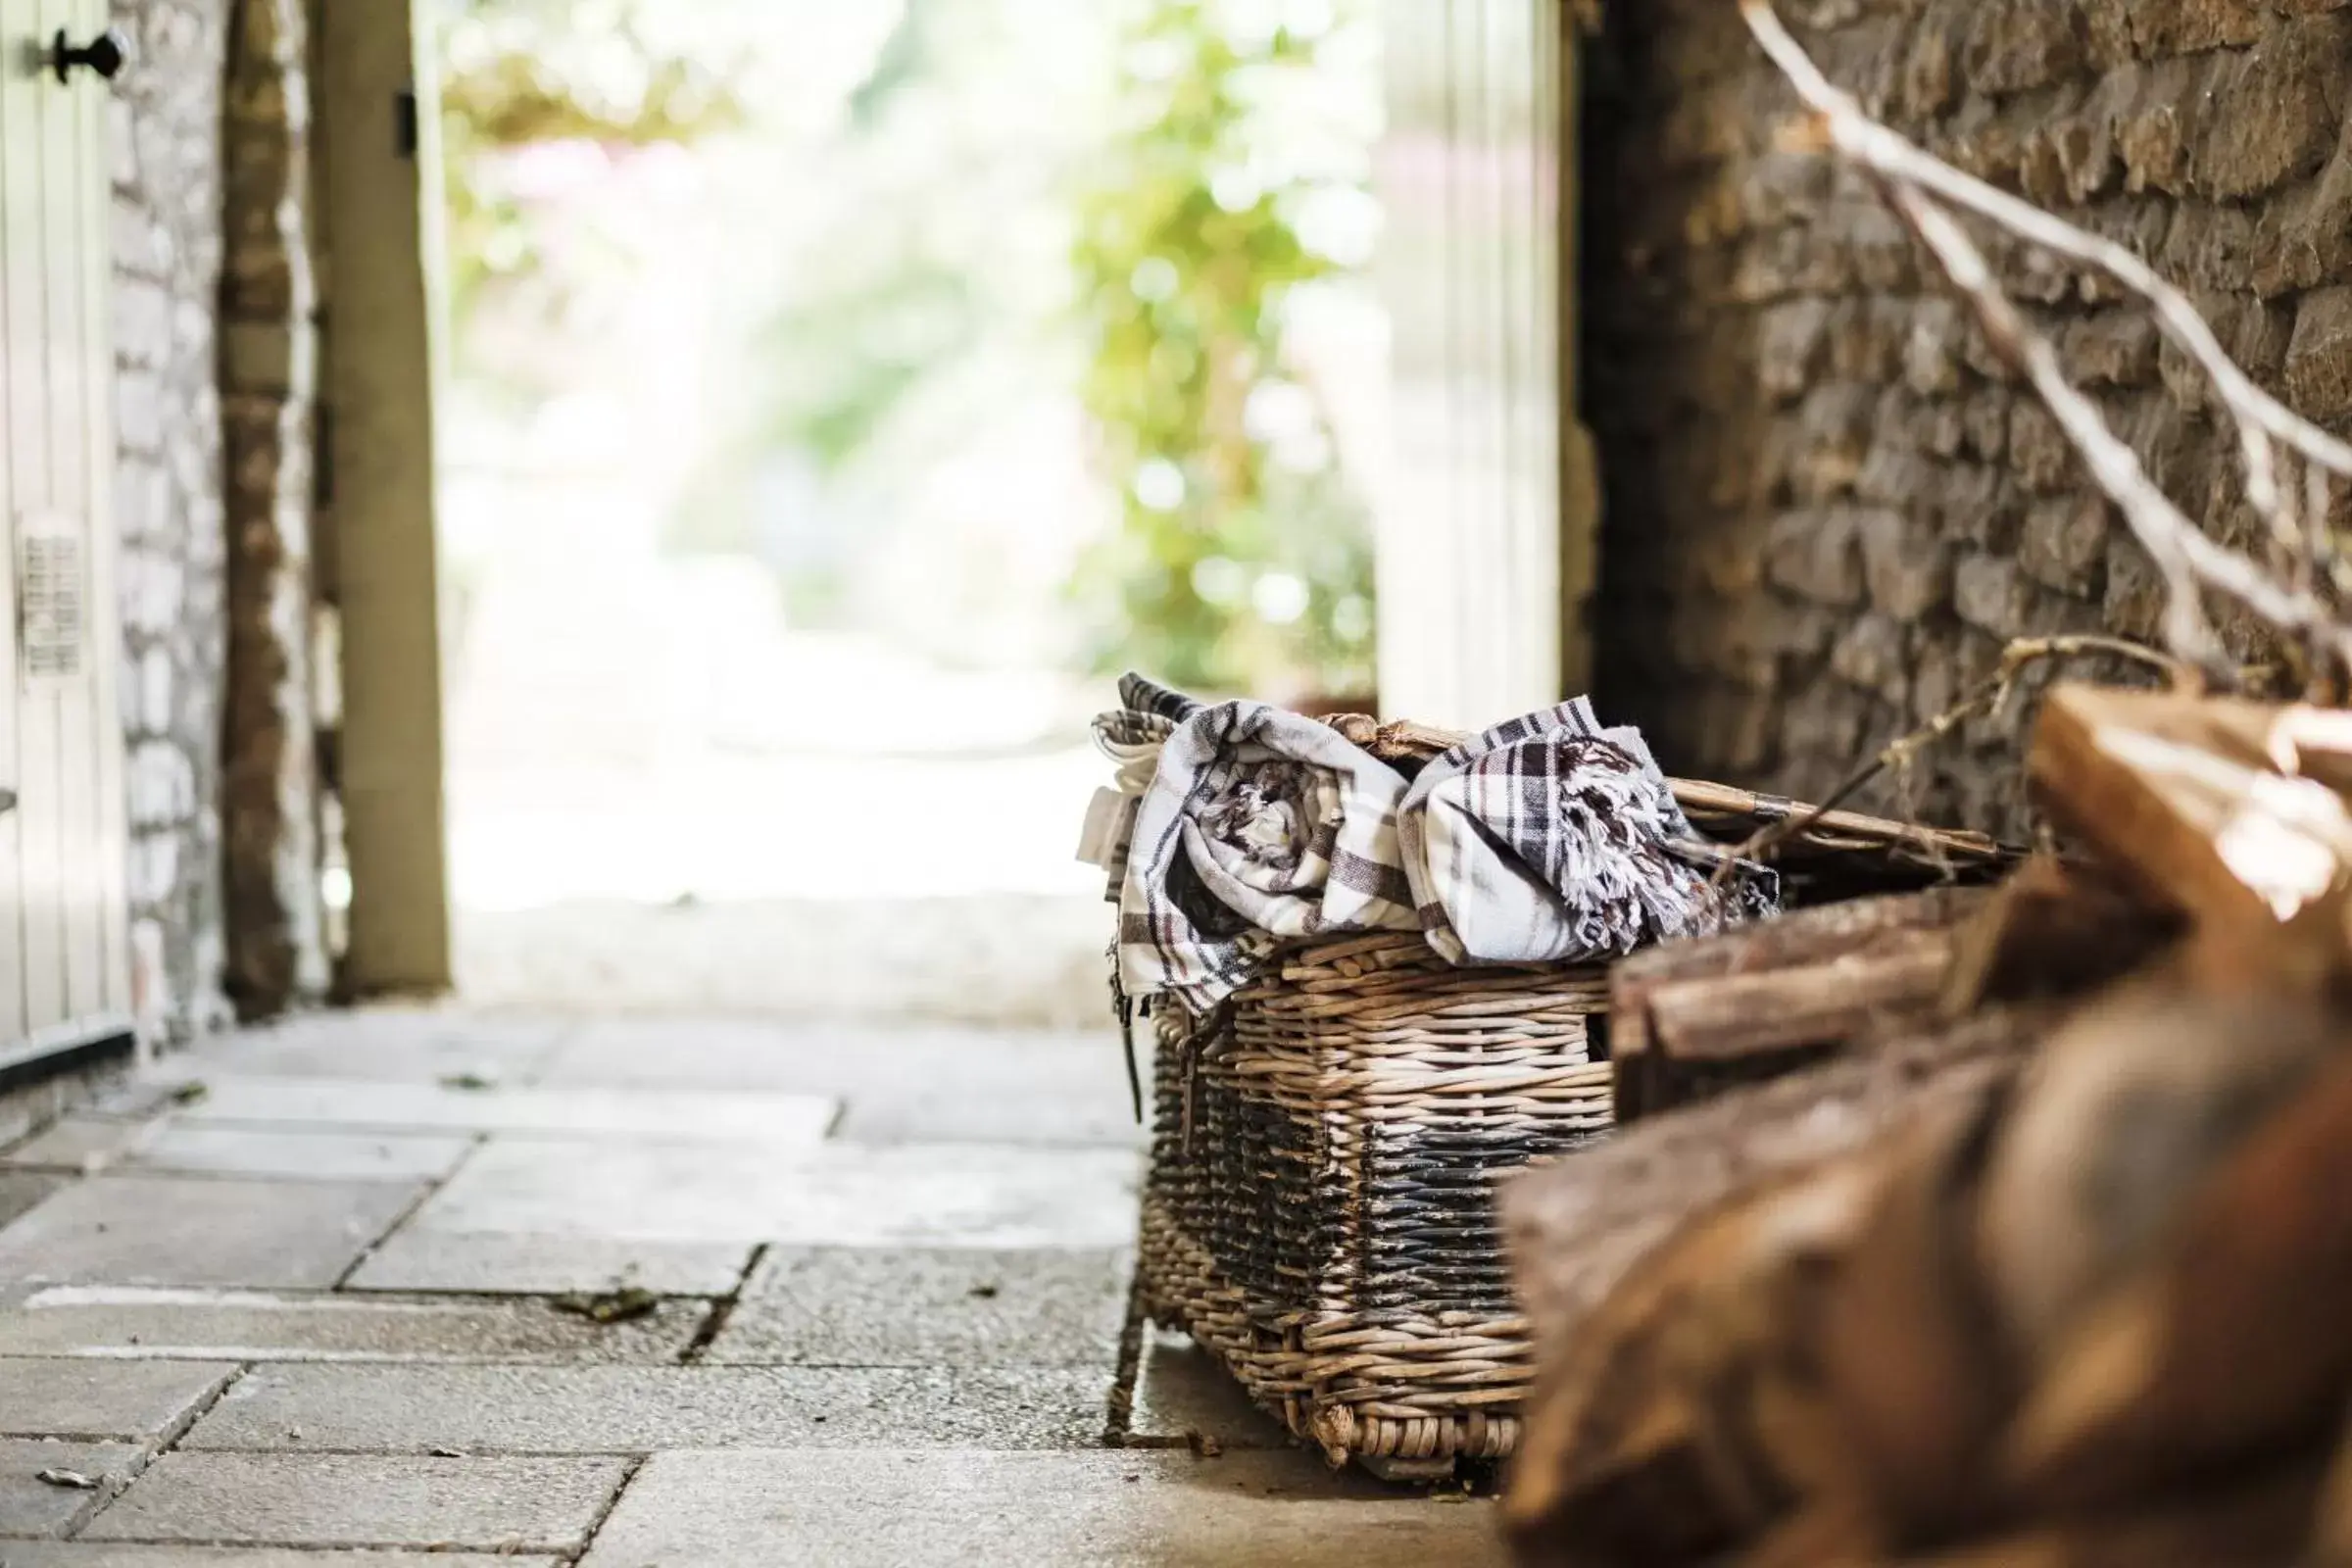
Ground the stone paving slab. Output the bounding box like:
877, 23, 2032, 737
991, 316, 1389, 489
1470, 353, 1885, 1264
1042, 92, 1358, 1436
343, 1230, 752, 1298
0, 1287, 706, 1363
122, 1127, 475, 1184
0, 1070, 134, 1152
1126, 1327, 1294, 1449
0, 1178, 421, 1290
538, 1022, 1146, 1148
0, 1548, 561, 1567
183, 1364, 1110, 1452
459, 895, 1107, 1028
76, 1453, 628, 1552
705, 1247, 1130, 1368
167, 1077, 838, 1144
193, 1011, 569, 1084
74, 1084, 185, 1124
578, 1448, 1511, 1567
0, 1173, 64, 1230
412, 1137, 1139, 1250
0, 1439, 143, 1539
835, 1093, 1147, 1150
1, 1119, 156, 1175
0, 1359, 236, 1442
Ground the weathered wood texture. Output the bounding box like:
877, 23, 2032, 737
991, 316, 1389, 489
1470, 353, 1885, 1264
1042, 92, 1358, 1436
1938, 856, 2180, 1015
1505, 981, 2352, 1568
2028, 685, 2352, 932
1504, 1003, 2039, 1360
1609, 888, 1987, 1122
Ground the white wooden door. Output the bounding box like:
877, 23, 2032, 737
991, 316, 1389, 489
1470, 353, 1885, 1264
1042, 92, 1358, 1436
0, 0, 133, 1055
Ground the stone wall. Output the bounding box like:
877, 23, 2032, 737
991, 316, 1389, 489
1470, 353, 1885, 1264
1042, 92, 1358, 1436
112, 0, 233, 1041
1586, 0, 2352, 834
220, 0, 328, 1019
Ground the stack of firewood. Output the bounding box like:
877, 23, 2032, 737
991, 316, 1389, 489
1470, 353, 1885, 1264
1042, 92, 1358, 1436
1501, 684, 2352, 1566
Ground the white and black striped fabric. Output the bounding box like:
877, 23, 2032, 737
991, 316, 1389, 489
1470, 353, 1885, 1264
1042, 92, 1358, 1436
1110, 675, 1417, 1012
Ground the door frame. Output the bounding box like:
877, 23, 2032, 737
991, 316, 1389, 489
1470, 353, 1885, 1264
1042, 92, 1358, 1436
1373, 0, 1594, 727
314, 0, 454, 996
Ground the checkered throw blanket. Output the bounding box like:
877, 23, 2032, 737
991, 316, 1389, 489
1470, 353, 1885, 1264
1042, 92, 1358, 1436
1398, 698, 1779, 965
1111, 675, 1418, 1011
1083, 696, 1179, 904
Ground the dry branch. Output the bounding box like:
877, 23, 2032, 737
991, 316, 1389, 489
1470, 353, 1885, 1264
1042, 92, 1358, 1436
1610, 887, 1988, 1123
1718, 636, 2184, 876
1739, 0, 2352, 677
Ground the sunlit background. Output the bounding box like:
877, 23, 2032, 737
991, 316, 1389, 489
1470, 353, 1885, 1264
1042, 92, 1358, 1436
426, 0, 1386, 1018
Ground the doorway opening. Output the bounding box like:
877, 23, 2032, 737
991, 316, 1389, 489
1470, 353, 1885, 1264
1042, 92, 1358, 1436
424, 0, 1388, 1025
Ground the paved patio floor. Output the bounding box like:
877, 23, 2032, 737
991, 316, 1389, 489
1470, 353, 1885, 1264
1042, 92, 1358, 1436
0, 1011, 1508, 1565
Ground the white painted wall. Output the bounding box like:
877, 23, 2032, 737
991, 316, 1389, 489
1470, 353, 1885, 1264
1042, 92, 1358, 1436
1374, 0, 1580, 731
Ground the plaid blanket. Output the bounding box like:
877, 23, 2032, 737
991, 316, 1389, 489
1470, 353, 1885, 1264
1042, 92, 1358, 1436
1114, 670, 1201, 728
1115, 681, 1418, 1011
1398, 698, 1779, 965
1081, 704, 1178, 903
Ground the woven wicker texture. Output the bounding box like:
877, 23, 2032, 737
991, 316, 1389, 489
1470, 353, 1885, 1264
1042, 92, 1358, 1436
1126, 715, 2014, 1477
1136, 931, 1611, 1472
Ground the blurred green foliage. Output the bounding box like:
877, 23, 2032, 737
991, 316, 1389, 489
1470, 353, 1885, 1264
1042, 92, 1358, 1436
657, 0, 1020, 628
1071, 0, 1377, 698
435, 0, 742, 361
431, 0, 1377, 692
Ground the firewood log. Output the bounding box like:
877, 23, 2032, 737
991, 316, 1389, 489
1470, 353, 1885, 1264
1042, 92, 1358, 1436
1502, 1158, 1886, 1567
1937, 857, 2180, 1017
1818, 987, 2347, 1545
1507, 1004, 2047, 1351
1881, 1458, 2325, 1568
2003, 1045, 2352, 1512
1737, 1500, 1888, 1568
1817, 1085, 2021, 1547
1610, 889, 1991, 1123
1515, 943, 2352, 1567
2176, 879, 2352, 1004
1504, 1009, 2049, 1566
2316, 1406, 2352, 1566
2028, 685, 2352, 945
1974, 987, 2344, 1382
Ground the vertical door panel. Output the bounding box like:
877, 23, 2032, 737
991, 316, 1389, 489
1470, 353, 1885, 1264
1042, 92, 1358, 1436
1377, 0, 1457, 718
51, 0, 111, 1017
75, 0, 126, 1017
320, 0, 455, 992
1, 0, 41, 1038
21, 0, 74, 1032
43, 0, 104, 1023
1, 0, 129, 1044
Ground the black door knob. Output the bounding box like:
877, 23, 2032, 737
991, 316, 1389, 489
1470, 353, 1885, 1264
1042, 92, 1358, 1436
49, 26, 128, 83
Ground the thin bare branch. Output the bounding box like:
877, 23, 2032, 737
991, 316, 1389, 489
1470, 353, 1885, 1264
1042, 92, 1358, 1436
1739, 0, 2352, 676
1737, 0, 2352, 488
1713, 636, 2195, 877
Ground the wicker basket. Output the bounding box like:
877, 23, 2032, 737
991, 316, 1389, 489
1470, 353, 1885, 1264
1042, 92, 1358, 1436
1123, 713, 2016, 1479
1124, 761, 2023, 1486
1134, 930, 1612, 1479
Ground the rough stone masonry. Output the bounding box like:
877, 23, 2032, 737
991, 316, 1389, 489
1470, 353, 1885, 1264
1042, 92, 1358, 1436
1587, 0, 2352, 837
112, 0, 235, 1042
219, 0, 330, 1019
